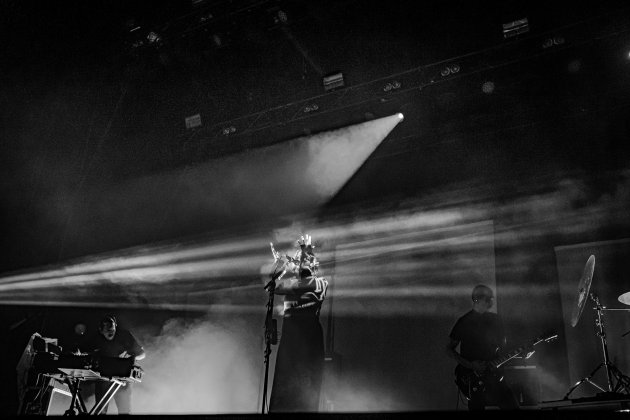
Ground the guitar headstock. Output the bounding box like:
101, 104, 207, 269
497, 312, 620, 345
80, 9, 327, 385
534, 330, 558, 345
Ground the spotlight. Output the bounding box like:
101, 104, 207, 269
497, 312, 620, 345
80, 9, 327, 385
199, 12, 213, 23
185, 114, 202, 130
146, 31, 161, 44
397, 113, 404, 120
440, 66, 459, 77
323, 72, 344, 92
543, 36, 565, 49
268, 6, 289, 26
383, 81, 402, 92
221, 126, 236, 135
276, 10, 288, 24
303, 104, 319, 113
502, 17, 529, 39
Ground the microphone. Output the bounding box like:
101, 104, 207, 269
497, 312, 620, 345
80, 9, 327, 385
271, 269, 285, 281
264, 269, 286, 291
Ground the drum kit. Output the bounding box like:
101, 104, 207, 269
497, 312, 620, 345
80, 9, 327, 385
564, 255, 630, 399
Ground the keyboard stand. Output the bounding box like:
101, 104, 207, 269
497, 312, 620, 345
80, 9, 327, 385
46, 372, 127, 416
89, 378, 125, 415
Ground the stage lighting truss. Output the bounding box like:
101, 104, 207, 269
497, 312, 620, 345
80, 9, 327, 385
175, 10, 623, 155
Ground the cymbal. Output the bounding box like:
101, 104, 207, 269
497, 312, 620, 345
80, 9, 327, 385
570, 255, 596, 327
619, 291, 630, 306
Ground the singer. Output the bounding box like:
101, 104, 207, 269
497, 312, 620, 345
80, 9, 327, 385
267, 234, 328, 412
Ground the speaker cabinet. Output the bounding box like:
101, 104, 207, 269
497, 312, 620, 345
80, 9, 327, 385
45, 382, 73, 415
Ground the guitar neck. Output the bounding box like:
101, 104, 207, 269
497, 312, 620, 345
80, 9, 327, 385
490, 333, 555, 368
491, 346, 524, 368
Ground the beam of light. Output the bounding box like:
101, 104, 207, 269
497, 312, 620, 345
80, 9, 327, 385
0, 168, 627, 312
53, 114, 403, 258
0, 300, 264, 313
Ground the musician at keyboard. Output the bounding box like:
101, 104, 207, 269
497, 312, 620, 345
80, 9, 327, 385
87, 315, 145, 414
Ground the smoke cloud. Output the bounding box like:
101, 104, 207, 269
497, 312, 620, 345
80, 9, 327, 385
132, 314, 262, 414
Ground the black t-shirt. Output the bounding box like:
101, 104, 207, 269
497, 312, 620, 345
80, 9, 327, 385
449, 310, 505, 362
89, 328, 144, 358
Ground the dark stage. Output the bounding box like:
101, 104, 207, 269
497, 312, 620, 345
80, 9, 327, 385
1, 0, 630, 415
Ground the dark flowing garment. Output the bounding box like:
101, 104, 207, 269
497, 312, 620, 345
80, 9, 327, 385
269, 309, 325, 412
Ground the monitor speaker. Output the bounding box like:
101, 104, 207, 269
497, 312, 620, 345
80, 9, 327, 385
45, 383, 73, 415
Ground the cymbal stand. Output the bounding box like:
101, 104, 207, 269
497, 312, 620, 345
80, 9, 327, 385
564, 293, 630, 399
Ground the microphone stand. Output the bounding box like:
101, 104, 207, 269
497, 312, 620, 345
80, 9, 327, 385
261, 267, 283, 414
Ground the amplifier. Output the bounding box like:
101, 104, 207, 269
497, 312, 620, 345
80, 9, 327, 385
503, 365, 541, 406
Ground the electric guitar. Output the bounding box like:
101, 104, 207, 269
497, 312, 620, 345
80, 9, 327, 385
454, 331, 558, 399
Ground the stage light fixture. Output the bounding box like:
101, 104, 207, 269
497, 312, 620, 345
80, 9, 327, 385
276, 10, 288, 24
543, 36, 565, 49
267, 6, 289, 27
482, 81, 495, 94
383, 81, 402, 92
146, 31, 161, 44
502, 17, 529, 39
323, 72, 344, 91
440, 65, 460, 77
222, 126, 236, 135
185, 114, 202, 129
397, 113, 404, 120
303, 104, 319, 113
199, 12, 213, 23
